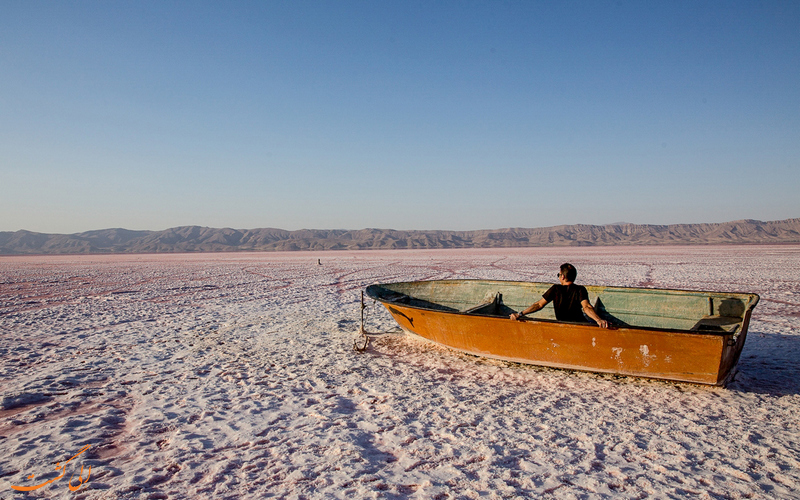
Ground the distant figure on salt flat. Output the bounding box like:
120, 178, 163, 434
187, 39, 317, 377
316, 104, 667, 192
510, 263, 609, 328
318, 259, 322, 265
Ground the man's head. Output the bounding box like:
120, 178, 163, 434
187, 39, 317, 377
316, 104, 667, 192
559, 263, 577, 283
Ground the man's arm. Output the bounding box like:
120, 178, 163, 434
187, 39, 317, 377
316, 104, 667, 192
510, 297, 548, 321
581, 300, 609, 328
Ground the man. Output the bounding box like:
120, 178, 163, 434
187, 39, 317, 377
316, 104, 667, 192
510, 263, 609, 328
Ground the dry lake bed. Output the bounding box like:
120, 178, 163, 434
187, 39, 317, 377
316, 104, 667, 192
1, 245, 799, 499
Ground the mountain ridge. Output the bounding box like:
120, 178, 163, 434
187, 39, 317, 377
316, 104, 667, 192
2, 218, 799, 255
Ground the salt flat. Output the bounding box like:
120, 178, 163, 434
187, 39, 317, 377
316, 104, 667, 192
1, 246, 798, 499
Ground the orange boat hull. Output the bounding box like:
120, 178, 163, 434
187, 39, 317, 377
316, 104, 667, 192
379, 299, 753, 386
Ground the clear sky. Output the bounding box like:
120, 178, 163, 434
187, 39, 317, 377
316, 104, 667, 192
2, 1, 798, 233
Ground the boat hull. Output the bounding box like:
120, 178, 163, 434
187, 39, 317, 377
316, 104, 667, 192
367, 280, 758, 386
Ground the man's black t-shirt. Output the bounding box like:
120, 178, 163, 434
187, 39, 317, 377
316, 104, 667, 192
542, 284, 590, 323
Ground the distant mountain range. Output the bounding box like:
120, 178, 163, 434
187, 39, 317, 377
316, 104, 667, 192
1, 218, 799, 255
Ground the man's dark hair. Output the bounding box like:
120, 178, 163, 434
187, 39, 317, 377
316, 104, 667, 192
560, 263, 577, 282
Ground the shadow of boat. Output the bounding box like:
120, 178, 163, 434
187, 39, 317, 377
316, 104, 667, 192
727, 331, 800, 396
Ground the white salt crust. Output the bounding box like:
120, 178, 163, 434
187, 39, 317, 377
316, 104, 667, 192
1, 245, 798, 499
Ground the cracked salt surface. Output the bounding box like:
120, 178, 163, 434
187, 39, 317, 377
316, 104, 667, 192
1, 246, 799, 499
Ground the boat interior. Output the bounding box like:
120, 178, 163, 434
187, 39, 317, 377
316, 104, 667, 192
368, 280, 759, 334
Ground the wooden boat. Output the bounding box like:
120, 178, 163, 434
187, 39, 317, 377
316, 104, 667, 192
365, 280, 759, 386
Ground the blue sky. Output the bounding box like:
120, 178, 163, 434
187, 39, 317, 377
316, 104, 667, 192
2, 1, 798, 233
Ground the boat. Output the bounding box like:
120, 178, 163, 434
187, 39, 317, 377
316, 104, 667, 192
364, 279, 759, 386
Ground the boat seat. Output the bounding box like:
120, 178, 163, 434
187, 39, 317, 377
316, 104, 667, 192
463, 293, 516, 317
463, 292, 502, 314
384, 292, 410, 304
690, 315, 741, 333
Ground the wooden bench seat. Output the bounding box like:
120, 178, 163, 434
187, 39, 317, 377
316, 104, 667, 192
690, 315, 741, 333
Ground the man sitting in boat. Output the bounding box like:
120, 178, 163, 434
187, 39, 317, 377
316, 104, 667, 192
510, 263, 609, 328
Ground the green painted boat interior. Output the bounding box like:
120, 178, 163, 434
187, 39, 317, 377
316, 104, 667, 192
366, 280, 760, 333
